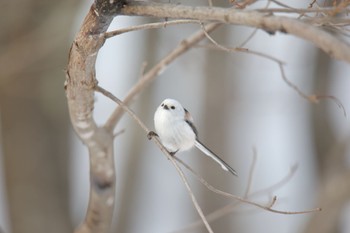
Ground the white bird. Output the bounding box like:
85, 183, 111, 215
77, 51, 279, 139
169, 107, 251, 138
151, 98, 237, 176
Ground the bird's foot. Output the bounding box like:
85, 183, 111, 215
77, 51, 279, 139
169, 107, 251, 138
147, 131, 158, 140
169, 150, 178, 156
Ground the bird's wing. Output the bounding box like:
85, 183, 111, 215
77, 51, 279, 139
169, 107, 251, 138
184, 108, 198, 137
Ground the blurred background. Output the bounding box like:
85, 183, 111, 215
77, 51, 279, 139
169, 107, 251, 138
1, 0, 350, 233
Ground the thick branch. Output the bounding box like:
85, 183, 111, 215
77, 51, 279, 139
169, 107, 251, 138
121, 2, 350, 63
65, 1, 124, 233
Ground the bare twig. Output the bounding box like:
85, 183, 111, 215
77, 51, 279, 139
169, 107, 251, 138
175, 157, 321, 215
277, 63, 309, 99
252, 164, 298, 197
278, 64, 347, 117
311, 95, 347, 118
201, 30, 346, 116
113, 129, 125, 138
256, 7, 350, 14
201, 20, 312, 111
238, 0, 271, 47
309, 0, 317, 8
237, 28, 258, 47
104, 19, 201, 38
244, 147, 257, 197
170, 159, 301, 233
269, 0, 298, 10
200, 22, 286, 64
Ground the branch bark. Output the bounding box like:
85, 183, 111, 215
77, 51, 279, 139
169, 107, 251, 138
65, 1, 124, 232
121, 2, 350, 63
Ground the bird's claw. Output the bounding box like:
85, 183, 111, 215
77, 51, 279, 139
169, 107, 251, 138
147, 131, 158, 140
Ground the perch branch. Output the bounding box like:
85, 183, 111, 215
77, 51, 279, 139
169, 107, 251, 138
95, 86, 214, 233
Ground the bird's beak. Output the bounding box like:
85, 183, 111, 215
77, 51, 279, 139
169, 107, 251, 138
163, 105, 169, 110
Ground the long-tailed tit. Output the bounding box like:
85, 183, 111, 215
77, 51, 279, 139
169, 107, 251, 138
150, 98, 237, 176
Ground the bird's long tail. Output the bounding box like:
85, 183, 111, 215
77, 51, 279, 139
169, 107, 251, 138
195, 140, 238, 176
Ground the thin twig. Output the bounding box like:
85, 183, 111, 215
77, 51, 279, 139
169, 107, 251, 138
237, 0, 271, 47
278, 64, 347, 118
257, 7, 350, 14
200, 22, 286, 64
201, 23, 347, 119
252, 164, 298, 197
113, 128, 125, 138
175, 157, 321, 215
278, 63, 308, 99
170, 161, 301, 233
309, 0, 317, 8
237, 28, 258, 47
104, 19, 202, 38
244, 147, 257, 198
311, 95, 347, 118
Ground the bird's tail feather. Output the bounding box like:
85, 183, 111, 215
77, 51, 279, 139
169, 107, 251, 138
195, 140, 237, 176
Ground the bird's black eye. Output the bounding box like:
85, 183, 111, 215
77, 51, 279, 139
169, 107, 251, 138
161, 103, 164, 107
171, 106, 175, 110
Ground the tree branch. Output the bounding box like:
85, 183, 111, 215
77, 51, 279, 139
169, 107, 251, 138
121, 1, 350, 63
65, 1, 125, 232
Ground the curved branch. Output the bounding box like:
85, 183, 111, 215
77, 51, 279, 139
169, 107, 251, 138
121, 2, 350, 63
65, 1, 124, 232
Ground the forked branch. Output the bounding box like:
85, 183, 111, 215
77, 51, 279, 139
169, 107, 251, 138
65, 1, 125, 232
